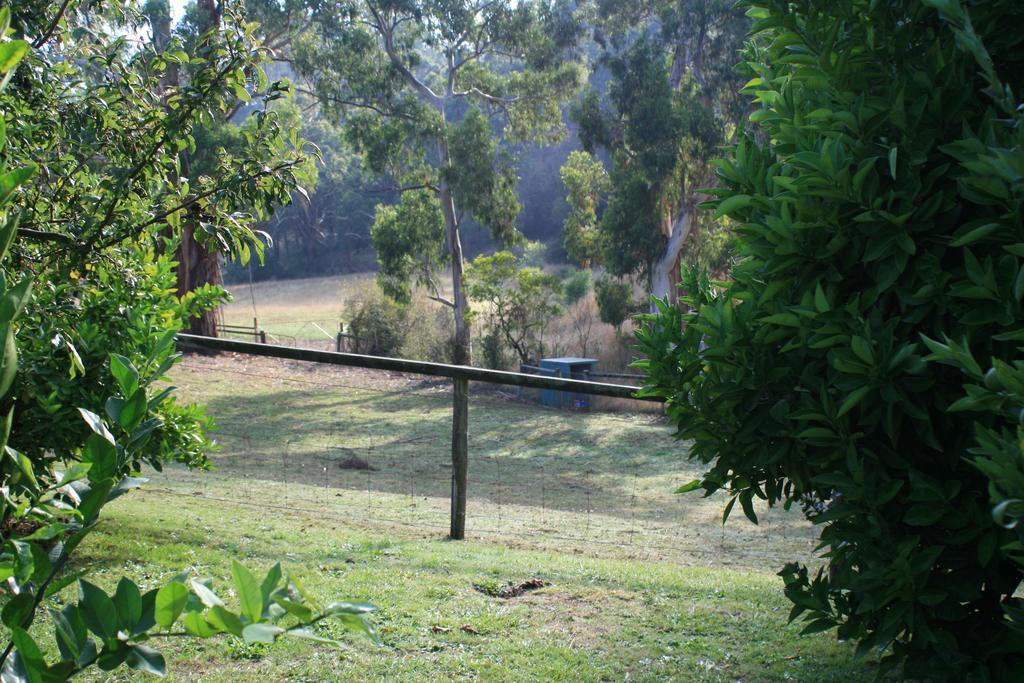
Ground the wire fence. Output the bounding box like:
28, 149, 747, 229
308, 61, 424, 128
148, 346, 823, 569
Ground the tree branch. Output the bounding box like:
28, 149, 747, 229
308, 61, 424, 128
31, 0, 74, 49
367, 3, 442, 107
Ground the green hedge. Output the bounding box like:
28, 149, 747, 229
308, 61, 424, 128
637, 1, 1024, 679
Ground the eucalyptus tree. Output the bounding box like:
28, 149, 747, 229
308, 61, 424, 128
566, 0, 747, 304
294, 0, 585, 363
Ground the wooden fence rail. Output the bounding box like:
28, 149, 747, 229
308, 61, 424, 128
176, 334, 664, 540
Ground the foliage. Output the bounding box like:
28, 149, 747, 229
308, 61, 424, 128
346, 283, 409, 357
560, 150, 609, 267
0, 4, 373, 679
594, 276, 633, 333
3, 0, 312, 480
566, 0, 746, 297
466, 251, 563, 364
637, 0, 1024, 679
371, 189, 446, 305
293, 0, 585, 362
228, 111, 391, 282
561, 267, 592, 306
13, 247, 219, 472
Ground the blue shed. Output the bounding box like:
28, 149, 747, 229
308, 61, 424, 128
538, 357, 599, 409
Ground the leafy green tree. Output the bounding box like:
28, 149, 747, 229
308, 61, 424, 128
0, 10, 375, 678
560, 150, 608, 267
567, 0, 747, 303
144, 0, 318, 336
637, 0, 1024, 678
7, 0, 306, 467
594, 276, 632, 334
466, 251, 563, 365
293, 0, 585, 363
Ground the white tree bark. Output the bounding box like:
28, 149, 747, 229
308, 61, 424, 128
650, 209, 692, 310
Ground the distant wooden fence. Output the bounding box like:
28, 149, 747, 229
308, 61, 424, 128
216, 317, 266, 344
176, 334, 663, 540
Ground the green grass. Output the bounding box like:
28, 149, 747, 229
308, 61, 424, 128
72, 493, 877, 682
57, 354, 880, 680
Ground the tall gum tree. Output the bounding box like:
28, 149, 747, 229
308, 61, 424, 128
568, 0, 747, 306
294, 0, 585, 364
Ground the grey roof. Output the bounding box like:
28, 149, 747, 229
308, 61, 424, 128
540, 357, 598, 364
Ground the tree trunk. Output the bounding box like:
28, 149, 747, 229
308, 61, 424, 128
176, 226, 222, 336
172, 0, 223, 338
650, 209, 692, 310
437, 139, 472, 366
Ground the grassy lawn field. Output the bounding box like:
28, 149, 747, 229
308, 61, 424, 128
53, 353, 883, 681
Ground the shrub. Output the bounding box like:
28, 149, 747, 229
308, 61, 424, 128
466, 251, 563, 365
562, 267, 592, 306
637, 0, 1024, 679
478, 324, 509, 370
400, 297, 455, 364
594, 276, 633, 333
345, 284, 408, 357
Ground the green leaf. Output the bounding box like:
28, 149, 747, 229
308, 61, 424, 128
800, 618, 836, 635
82, 433, 117, 483
77, 479, 114, 523
189, 578, 224, 608
125, 644, 167, 677
260, 563, 282, 605
0, 276, 33, 322
57, 462, 92, 486
274, 597, 312, 622
740, 491, 759, 525
675, 480, 703, 494
951, 222, 1000, 247
109, 354, 139, 396
154, 581, 189, 629
183, 610, 219, 637
0, 326, 17, 399
232, 560, 264, 623
77, 408, 115, 445
9, 627, 45, 682
0, 164, 36, 205
715, 194, 753, 217
722, 495, 737, 524
837, 386, 871, 417
762, 313, 801, 327
0, 40, 28, 72
814, 283, 829, 313
118, 389, 148, 431
79, 580, 119, 640
323, 602, 376, 616
888, 146, 898, 179
851, 336, 873, 364
114, 578, 142, 631
242, 622, 284, 644
2, 593, 33, 629
206, 605, 244, 637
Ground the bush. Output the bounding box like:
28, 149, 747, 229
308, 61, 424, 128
466, 251, 563, 365
562, 268, 592, 306
637, 1, 1024, 679
14, 246, 219, 472
594, 277, 633, 333
478, 324, 509, 370
400, 297, 455, 364
345, 284, 408, 357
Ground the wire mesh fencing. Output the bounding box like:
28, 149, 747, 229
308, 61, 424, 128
147, 351, 823, 570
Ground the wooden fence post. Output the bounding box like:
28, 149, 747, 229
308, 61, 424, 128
450, 377, 469, 540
